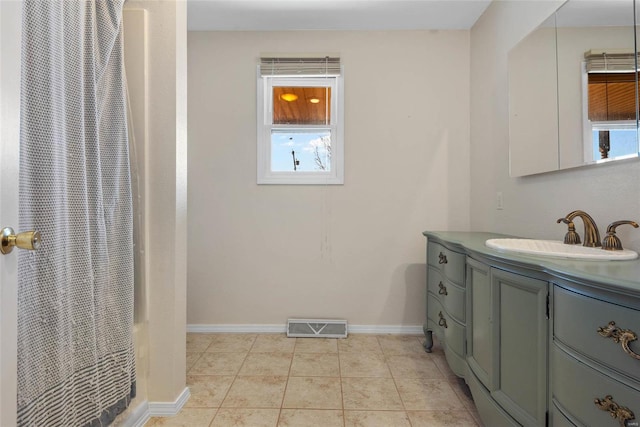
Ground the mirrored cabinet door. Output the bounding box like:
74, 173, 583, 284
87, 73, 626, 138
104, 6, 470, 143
557, 0, 638, 169
508, 13, 559, 177
508, 0, 640, 177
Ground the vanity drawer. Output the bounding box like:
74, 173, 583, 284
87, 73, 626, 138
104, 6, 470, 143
551, 402, 578, 427
428, 296, 464, 357
554, 285, 640, 382
552, 344, 640, 427
441, 312, 465, 358
428, 267, 465, 323
427, 241, 465, 286
443, 342, 467, 378
427, 293, 444, 329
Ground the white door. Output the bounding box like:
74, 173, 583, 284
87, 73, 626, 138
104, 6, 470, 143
0, 2, 22, 426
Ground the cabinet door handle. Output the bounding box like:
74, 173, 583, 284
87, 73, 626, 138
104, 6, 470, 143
594, 395, 635, 427
438, 311, 448, 328
438, 252, 448, 264
597, 321, 640, 361
438, 281, 448, 296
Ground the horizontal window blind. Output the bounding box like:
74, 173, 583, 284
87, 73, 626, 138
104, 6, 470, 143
584, 50, 638, 72
585, 50, 638, 122
260, 57, 341, 76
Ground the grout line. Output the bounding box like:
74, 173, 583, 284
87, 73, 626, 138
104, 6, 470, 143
209, 334, 257, 422
275, 336, 295, 426
206, 408, 217, 427
338, 336, 346, 427
380, 335, 410, 419
185, 352, 203, 376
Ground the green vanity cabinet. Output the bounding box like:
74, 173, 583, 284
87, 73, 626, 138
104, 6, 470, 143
465, 257, 549, 427
466, 257, 492, 388
423, 231, 640, 427
490, 268, 548, 427
424, 240, 467, 377
551, 282, 640, 427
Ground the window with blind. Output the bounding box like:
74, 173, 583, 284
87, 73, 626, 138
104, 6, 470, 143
257, 56, 344, 185
583, 50, 639, 161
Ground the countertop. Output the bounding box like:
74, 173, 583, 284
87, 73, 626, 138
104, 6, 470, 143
423, 231, 640, 297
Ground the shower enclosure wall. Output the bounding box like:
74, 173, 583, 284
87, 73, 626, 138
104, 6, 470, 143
1, 2, 187, 424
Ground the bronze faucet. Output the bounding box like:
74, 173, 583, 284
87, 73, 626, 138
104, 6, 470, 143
557, 210, 601, 247
556, 218, 581, 245
602, 220, 639, 250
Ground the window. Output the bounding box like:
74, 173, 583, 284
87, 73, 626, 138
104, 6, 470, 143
257, 57, 344, 184
582, 50, 639, 162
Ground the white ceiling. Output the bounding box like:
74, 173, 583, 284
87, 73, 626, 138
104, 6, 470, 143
555, 0, 634, 27
187, 0, 493, 31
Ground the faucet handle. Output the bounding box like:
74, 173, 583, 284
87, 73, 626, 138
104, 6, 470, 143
557, 218, 581, 245
602, 220, 639, 251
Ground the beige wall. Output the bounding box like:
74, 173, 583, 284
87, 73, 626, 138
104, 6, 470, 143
470, 1, 640, 252
187, 30, 471, 327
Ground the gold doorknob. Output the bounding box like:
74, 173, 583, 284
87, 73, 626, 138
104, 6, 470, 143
1, 227, 42, 255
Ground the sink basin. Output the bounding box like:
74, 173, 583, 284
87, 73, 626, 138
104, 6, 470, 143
485, 238, 638, 261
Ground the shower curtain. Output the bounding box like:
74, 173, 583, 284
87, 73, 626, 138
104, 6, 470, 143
17, 1, 135, 426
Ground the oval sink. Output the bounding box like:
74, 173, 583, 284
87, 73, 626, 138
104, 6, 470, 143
485, 238, 638, 261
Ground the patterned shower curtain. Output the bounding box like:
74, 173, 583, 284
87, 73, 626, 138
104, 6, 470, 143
17, 1, 135, 426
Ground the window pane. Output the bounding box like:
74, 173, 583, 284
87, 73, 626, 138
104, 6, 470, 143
591, 128, 638, 160
587, 72, 637, 121
271, 130, 331, 172
273, 86, 331, 125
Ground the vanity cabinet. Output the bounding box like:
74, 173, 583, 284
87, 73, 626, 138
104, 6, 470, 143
551, 282, 640, 427
423, 231, 640, 427
490, 268, 548, 427
466, 257, 492, 388
465, 259, 548, 427
424, 240, 467, 377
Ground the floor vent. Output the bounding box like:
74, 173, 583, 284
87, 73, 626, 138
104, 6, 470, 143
287, 319, 348, 338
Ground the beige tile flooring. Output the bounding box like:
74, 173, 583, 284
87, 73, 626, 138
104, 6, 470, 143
146, 333, 484, 427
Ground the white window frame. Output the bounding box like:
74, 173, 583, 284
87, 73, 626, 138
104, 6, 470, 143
580, 60, 639, 163
257, 70, 344, 185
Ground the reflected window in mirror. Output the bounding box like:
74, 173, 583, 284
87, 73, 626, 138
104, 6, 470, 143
509, 0, 640, 177
583, 50, 639, 161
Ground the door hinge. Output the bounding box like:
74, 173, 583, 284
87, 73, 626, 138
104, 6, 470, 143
546, 292, 550, 319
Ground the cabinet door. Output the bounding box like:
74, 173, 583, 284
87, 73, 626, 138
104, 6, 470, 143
491, 268, 548, 427
466, 257, 493, 389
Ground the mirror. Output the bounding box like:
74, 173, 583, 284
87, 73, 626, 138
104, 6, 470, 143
508, 12, 559, 176
508, 0, 639, 177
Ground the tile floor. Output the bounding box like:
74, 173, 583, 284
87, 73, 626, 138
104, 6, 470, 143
146, 333, 484, 427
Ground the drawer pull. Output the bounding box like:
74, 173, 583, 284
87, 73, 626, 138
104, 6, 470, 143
594, 395, 635, 427
438, 281, 448, 296
438, 311, 448, 328
597, 321, 640, 361
438, 252, 448, 264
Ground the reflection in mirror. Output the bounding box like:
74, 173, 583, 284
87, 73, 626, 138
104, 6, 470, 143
556, 0, 638, 168
585, 51, 636, 161
508, 13, 560, 177
508, 0, 639, 177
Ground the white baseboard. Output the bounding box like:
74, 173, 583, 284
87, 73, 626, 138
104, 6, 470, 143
187, 324, 424, 335
118, 400, 150, 427
350, 324, 424, 334
148, 387, 191, 417
188, 324, 285, 333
